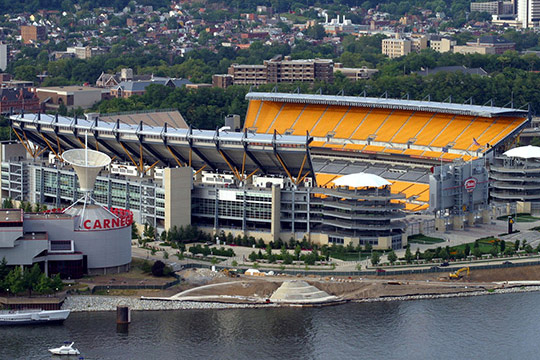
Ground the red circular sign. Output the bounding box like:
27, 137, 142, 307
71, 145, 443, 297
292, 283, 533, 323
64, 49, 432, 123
464, 177, 477, 192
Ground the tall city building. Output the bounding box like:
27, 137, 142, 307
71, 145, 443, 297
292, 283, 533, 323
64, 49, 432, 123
0, 44, 6, 71
518, 0, 540, 28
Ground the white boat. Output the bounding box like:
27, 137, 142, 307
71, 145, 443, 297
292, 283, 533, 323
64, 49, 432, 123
0, 309, 70, 325
48, 342, 80, 356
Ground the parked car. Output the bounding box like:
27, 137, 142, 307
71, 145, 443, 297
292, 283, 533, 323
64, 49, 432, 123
502, 261, 513, 265
439, 262, 450, 267
376, 268, 386, 273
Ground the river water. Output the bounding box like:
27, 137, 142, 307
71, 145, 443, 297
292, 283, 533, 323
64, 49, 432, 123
2, 291, 540, 360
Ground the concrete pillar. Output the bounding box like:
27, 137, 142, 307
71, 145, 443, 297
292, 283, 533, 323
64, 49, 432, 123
452, 215, 464, 230
401, 233, 408, 248
164, 167, 192, 231
271, 184, 281, 242
376, 236, 391, 250
467, 212, 475, 226
482, 209, 491, 224
435, 217, 446, 232
344, 236, 355, 247
517, 201, 531, 214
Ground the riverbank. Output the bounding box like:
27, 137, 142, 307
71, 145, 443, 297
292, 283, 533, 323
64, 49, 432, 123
61, 284, 540, 312
62, 295, 276, 312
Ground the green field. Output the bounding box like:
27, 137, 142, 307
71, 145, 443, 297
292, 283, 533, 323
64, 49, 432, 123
408, 234, 446, 244
497, 213, 540, 223
450, 237, 497, 254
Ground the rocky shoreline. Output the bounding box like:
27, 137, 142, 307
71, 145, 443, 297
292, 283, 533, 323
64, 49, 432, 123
62, 295, 276, 312
62, 285, 540, 312
353, 284, 540, 303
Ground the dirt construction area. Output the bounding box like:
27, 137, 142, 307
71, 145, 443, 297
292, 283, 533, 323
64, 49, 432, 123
172, 265, 540, 303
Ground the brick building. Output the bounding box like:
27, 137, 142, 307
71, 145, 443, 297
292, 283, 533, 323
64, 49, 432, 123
20, 25, 47, 44
0, 88, 40, 114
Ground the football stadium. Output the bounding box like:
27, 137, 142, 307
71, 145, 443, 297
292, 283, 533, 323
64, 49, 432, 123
1, 92, 530, 252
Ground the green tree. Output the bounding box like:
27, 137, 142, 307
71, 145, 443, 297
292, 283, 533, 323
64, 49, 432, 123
6, 267, 23, 295
305, 24, 326, 40
151, 260, 166, 277
248, 251, 258, 262
283, 253, 293, 264
294, 245, 301, 260
473, 247, 483, 258
514, 240, 520, 251
0, 257, 9, 284
304, 251, 317, 265
22, 264, 42, 296
51, 274, 63, 292
131, 221, 139, 240
266, 243, 272, 257
35, 274, 53, 294
439, 248, 449, 260
387, 251, 397, 265
2, 198, 13, 208
371, 252, 380, 266
500, 240, 506, 253
464, 243, 471, 257
404, 245, 413, 263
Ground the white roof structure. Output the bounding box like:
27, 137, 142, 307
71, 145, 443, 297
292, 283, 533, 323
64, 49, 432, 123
332, 173, 391, 188
503, 145, 540, 159
246, 92, 528, 118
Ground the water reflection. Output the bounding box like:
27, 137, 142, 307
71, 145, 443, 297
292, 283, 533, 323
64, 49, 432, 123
2, 292, 540, 359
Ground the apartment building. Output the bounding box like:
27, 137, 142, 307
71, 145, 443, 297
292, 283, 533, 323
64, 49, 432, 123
215, 55, 334, 88
429, 37, 456, 53
20, 25, 47, 44
470, 0, 515, 14
382, 37, 413, 58
454, 36, 515, 55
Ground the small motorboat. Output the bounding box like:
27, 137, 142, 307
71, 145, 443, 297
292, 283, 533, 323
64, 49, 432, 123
48, 342, 80, 355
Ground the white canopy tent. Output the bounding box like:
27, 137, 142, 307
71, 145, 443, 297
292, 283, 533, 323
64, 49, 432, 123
332, 172, 391, 188
503, 145, 540, 159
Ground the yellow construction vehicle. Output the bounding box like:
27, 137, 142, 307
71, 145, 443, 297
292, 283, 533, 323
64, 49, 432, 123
449, 267, 470, 279
222, 268, 239, 278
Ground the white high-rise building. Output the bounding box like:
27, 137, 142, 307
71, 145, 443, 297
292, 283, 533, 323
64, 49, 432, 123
518, 0, 540, 28
0, 44, 7, 71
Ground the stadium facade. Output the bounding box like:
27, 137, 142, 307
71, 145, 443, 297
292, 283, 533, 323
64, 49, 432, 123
3, 92, 529, 250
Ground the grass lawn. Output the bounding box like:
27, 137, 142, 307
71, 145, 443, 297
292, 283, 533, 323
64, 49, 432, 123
408, 234, 446, 244
449, 237, 497, 254
279, 12, 309, 23
497, 213, 540, 223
